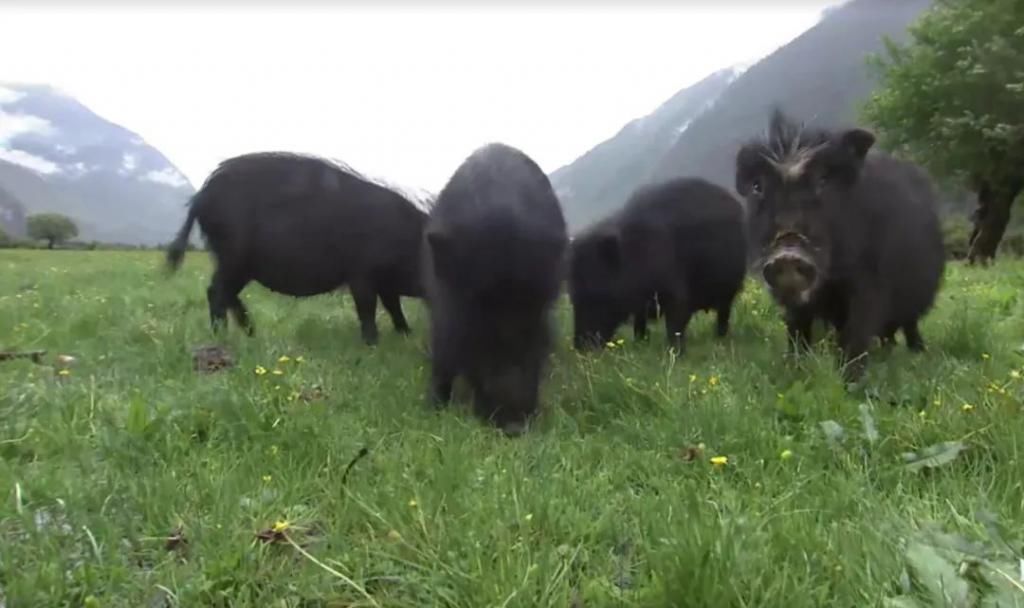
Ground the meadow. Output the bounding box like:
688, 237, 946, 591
1, 249, 1023, 607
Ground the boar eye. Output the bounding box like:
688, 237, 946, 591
750, 178, 764, 196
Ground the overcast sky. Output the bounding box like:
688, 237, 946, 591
0, 2, 840, 193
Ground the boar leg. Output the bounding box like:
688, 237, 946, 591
839, 290, 884, 383
380, 291, 412, 335
427, 316, 457, 408
879, 322, 898, 349
715, 295, 735, 338
429, 365, 455, 409
206, 275, 229, 334
632, 307, 650, 340
207, 269, 251, 335
349, 279, 380, 345
783, 306, 814, 354
662, 289, 694, 353
903, 322, 925, 352
228, 293, 253, 336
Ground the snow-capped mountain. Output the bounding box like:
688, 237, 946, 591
0, 83, 194, 245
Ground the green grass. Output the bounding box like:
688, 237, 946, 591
1, 249, 1023, 607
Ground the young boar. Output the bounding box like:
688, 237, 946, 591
422, 143, 568, 436
569, 177, 747, 352
166, 152, 428, 345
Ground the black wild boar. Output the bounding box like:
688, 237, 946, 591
568, 177, 747, 352
165, 152, 428, 345
735, 109, 945, 381
423, 143, 568, 436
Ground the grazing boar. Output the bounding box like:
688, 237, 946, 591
423, 143, 568, 436
568, 177, 747, 352
735, 109, 945, 381
165, 152, 428, 345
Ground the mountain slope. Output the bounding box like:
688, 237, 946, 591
554, 0, 936, 231
650, 0, 933, 190
551, 67, 745, 231
0, 183, 26, 237
0, 84, 194, 245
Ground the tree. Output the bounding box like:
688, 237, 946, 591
27, 213, 79, 249
861, 0, 1024, 264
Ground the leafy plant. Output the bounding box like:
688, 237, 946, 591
863, 0, 1024, 263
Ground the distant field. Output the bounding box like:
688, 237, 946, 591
1, 249, 1023, 607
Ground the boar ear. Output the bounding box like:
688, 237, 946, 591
839, 128, 875, 161
595, 232, 622, 271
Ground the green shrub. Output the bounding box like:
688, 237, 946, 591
941, 215, 974, 260
941, 214, 1024, 260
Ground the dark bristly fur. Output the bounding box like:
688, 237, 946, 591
568, 177, 747, 352
735, 108, 945, 382
165, 152, 428, 345
423, 143, 568, 436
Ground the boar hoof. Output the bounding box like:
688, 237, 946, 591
500, 421, 527, 437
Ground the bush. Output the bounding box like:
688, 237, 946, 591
942, 214, 1024, 260
1000, 232, 1024, 257
942, 215, 974, 260
0, 228, 37, 249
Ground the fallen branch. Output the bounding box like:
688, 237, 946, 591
0, 350, 47, 364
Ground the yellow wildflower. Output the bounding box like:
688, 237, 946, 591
689, 374, 698, 383
982, 353, 991, 360
616, 338, 625, 345
57, 369, 71, 376
962, 403, 975, 412
710, 456, 728, 466
525, 513, 533, 522
387, 529, 402, 541
270, 445, 279, 456
272, 368, 284, 376
605, 341, 617, 348
262, 474, 272, 483
295, 356, 305, 363
708, 375, 719, 387
408, 499, 418, 508
254, 365, 267, 376
277, 355, 291, 364
272, 520, 290, 533
780, 449, 793, 460
1010, 370, 1021, 379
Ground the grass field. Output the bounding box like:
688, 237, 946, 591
1, 249, 1023, 607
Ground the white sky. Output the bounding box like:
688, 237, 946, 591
0, 3, 839, 193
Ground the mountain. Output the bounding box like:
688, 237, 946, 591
0, 83, 194, 245
551, 67, 746, 231
0, 183, 26, 237
554, 0, 936, 232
